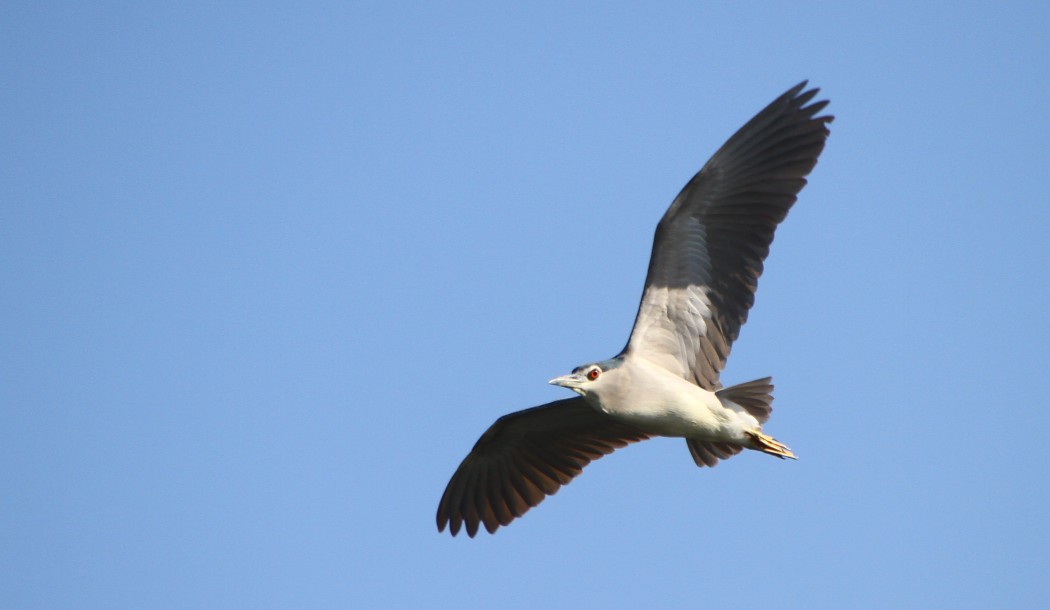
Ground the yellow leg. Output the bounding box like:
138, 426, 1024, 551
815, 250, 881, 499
746, 431, 797, 460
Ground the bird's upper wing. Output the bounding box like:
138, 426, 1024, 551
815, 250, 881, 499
624, 82, 832, 389
437, 397, 651, 537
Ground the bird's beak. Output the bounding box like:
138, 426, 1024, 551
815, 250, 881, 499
549, 373, 586, 389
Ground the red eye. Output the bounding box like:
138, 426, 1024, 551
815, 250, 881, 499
587, 368, 600, 381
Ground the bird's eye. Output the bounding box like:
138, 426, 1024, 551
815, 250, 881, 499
587, 368, 600, 381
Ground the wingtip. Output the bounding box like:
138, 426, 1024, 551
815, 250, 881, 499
788, 81, 834, 125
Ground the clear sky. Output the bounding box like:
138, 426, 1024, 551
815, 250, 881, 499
3, 2, 1049, 608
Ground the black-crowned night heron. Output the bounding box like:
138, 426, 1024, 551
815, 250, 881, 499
437, 82, 832, 537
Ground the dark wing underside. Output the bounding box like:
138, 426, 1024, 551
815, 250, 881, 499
624, 82, 833, 389
437, 397, 651, 537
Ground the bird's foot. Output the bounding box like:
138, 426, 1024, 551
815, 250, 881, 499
746, 431, 797, 460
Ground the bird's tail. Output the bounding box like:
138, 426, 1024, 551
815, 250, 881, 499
687, 377, 794, 467
718, 378, 797, 460
716, 377, 773, 423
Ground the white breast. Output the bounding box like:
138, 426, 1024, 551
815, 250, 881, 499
589, 356, 758, 441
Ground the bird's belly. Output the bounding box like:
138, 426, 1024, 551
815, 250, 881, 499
593, 386, 739, 439
611, 408, 717, 437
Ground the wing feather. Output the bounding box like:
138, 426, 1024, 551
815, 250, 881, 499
624, 82, 833, 388
436, 397, 651, 537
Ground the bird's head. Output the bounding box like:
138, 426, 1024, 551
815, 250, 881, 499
548, 357, 624, 398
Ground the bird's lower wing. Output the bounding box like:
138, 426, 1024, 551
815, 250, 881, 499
437, 397, 651, 537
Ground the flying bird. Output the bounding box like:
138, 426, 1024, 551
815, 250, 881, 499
437, 82, 832, 537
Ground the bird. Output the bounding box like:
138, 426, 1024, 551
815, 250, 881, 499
437, 82, 832, 537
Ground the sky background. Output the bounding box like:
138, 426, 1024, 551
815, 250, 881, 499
3, 2, 1049, 608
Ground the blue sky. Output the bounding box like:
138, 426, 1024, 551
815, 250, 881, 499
3, 2, 1049, 608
